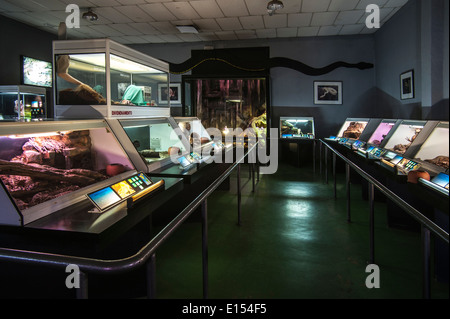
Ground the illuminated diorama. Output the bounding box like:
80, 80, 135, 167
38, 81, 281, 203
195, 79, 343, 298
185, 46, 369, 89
0, 85, 47, 120
183, 77, 268, 139
107, 117, 190, 173
367, 119, 399, 147
413, 121, 449, 171
0, 120, 142, 226
383, 120, 426, 155
53, 39, 170, 119
279, 117, 315, 139
336, 118, 369, 139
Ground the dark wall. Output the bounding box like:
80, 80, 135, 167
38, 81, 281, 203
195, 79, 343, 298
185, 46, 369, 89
0, 14, 57, 116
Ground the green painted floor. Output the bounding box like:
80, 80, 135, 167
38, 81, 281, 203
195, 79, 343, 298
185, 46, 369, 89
152, 161, 449, 299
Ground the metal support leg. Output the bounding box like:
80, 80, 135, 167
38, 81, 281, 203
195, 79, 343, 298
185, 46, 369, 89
319, 141, 323, 177
201, 200, 208, 299
146, 253, 156, 299
313, 140, 316, 173
369, 183, 375, 264
346, 163, 351, 223
422, 226, 431, 299
325, 146, 328, 184
77, 271, 88, 299
237, 163, 241, 226
252, 163, 255, 193
333, 153, 337, 199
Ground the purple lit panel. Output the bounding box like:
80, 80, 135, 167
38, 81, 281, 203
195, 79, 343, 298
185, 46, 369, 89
368, 122, 395, 145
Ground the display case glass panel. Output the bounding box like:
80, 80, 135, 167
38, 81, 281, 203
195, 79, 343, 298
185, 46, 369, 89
175, 117, 212, 144
118, 118, 188, 168
368, 120, 397, 146
280, 117, 315, 138
53, 39, 170, 119
0, 120, 135, 225
383, 120, 426, 155
336, 118, 369, 139
413, 122, 449, 170
0, 85, 47, 120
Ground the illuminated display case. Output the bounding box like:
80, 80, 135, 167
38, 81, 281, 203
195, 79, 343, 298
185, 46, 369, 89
336, 118, 370, 139
279, 117, 315, 139
412, 121, 449, 173
0, 119, 153, 227
53, 39, 170, 119
0, 85, 47, 120
367, 119, 400, 147
107, 117, 190, 173
382, 120, 438, 157
174, 116, 213, 145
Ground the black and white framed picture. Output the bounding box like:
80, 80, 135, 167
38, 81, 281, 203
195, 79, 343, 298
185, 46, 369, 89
400, 70, 414, 100
314, 81, 343, 105
158, 83, 181, 104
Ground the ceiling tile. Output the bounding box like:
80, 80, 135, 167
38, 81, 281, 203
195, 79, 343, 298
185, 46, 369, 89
87, 0, 121, 7
216, 17, 243, 31
122, 35, 149, 44
158, 34, 183, 43
94, 7, 133, 24
385, 0, 409, 7
192, 18, 221, 31
128, 22, 159, 35
263, 14, 287, 28
108, 36, 134, 44
197, 32, 220, 41
329, 0, 359, 11
256, 28, 277, 38
339, 24, 365, 35
235, 29, 257, 39
139, 3, 177, 21
190, 0, 224, 19
335, 10, 364, 25
163, 2, 200, 20
139, 34, 165, 43
215, 31, 238, 41
0, 0, 28, 12
89, 24, 125, 36
109, 23, 143, 35
356, 0, 389, 10
288, 13, 312, 27
282, 0, 302, 13
244, 0, 269, 15
115, 0, 146, 4
119, 5, 154, 23
311, 12, 338, 26
301, 0, 331, 13
239, 15, 265, 29
216, 0, 249, 17
277, 27, 299, 38
318, 25, 342, 36
149, 21, 178, 33
297, 26, 319, 36
177, 33, 202, 42
31, 0, 68, 11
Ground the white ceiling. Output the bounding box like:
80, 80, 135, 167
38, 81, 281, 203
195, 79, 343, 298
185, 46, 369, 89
0, 0, 409, 44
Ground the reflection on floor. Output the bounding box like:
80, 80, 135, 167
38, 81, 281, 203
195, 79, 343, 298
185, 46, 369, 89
154, 162, 449, 299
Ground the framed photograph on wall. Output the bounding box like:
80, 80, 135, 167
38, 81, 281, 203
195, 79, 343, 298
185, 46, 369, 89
158, 83, 181, 104
314, 81, 342, 105
400, 70, 414, 100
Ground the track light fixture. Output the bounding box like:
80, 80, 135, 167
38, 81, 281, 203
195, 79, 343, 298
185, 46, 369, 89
82, 9, 98, 22
267, 0, 284, 16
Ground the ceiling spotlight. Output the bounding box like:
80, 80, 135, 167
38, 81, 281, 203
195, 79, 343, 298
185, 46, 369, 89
267, 0, 284, 11
82, 9, 98, 22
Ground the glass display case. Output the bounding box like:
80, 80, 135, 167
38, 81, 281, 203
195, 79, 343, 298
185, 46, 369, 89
53, 39, 170, 119
367, 119, 400, 147
174, 117, 213, 145
0, 85, 47, 120
383, 120, 428, 156
412, 121, 449, 172
279, 117, 315, 139
107, 117, 190, 173
336, 118, 370, 139
0, 119, 144, 226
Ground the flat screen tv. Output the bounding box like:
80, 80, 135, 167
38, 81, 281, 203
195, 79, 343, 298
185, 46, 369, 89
21, 56, 52, 88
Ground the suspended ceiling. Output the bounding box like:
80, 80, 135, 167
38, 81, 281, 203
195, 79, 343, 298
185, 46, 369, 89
0, 0, 409, 44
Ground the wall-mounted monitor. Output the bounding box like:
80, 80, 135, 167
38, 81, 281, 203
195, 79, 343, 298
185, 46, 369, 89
21, 56, 53, 88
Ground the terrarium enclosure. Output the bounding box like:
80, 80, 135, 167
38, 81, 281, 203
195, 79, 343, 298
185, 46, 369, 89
413, 121, 449, 171
368, 120, 399, 147
383, 120, 427, 156
182, 77, 268, 139
53, 39, 170, 119
336, 118, 369, 139
0, 85, 47, 120
280, 117, 315, 139
0, 120, 135, 226
107, 117, 190, 173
